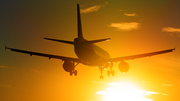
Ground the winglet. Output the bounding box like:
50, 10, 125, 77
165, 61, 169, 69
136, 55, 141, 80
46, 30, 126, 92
5, 45, 7, 50
5, 45, 11, 50
106, 38, 111, 41
173, 46, 176, 51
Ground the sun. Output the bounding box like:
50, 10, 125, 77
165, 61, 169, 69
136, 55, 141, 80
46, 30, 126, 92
97, 81, 153, 101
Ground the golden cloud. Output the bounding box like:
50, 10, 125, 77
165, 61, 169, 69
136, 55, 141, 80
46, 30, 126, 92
162, 27, 180, 37
108, 22, 141, 31
80, 5, 102, 13
97, 82, 160, 101
162, 27, 180, 33
124, 13, 136, 16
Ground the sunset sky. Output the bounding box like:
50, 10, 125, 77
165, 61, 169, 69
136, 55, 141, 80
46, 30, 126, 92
0, 0, 180, 101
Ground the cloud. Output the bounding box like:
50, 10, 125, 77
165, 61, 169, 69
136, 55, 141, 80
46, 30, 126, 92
163, 93, 168, 96
96, 82, 160, 101
108, 22, 141, 31
124, 13, 136, 16
162, 27, 180, 33
80, 5, 102, 13
162, 27, 180, 37
0, 65, 8, 68
80, 2, 108, 13
91, 81, 106, 84
104, 1, 109, 5
162, 84, 173, 86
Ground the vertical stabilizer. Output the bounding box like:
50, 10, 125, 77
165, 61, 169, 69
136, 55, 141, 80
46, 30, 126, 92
77, 4, 84, 39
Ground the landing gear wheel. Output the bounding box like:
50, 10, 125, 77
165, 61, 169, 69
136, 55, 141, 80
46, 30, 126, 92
70, 71, 73, 76
100, 75, 104, 79
112, 70, 115, 76
107, 70, 110, 76
74, 70, 77, 76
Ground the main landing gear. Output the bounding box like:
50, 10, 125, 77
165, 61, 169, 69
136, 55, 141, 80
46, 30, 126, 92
69, 62, 79, 76
107, 70, 115, 76
70, 70, 77, 76
107, 63, 115, 76
99, 63, 115, 79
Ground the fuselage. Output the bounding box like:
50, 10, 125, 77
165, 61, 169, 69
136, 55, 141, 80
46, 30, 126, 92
74, 4, 111, 67
74, 38, 110, 66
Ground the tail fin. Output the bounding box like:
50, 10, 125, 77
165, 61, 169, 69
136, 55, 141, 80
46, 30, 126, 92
77, 4, 84, 39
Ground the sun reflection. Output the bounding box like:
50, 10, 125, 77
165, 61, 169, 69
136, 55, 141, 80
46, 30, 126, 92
97, 81, 157, 101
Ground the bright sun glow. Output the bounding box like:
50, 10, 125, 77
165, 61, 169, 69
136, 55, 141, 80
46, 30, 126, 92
97, 81, 157, 101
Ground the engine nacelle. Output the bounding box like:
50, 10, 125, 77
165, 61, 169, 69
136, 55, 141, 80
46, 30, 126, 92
63, 61, 74, 72
118, 61, 129, 73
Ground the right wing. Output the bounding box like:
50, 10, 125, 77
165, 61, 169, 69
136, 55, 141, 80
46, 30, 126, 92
5, 46, 82, 63
104, 48, 175, 63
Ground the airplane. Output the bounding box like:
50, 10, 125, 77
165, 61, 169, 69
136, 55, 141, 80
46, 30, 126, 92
5, 4, 175, 79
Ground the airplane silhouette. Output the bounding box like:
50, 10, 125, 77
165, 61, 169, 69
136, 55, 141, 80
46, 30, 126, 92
5, 4, 175, 79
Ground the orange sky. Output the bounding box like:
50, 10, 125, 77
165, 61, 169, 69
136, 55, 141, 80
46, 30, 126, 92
0, 0, 180, 101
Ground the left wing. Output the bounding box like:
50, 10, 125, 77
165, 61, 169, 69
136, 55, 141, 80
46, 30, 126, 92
104, 48, 175, 62
5, 46, 82, 63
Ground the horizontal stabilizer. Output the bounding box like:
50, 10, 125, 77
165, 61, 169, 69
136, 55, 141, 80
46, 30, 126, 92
44, 38, 74, 45
85, 38, 111, 44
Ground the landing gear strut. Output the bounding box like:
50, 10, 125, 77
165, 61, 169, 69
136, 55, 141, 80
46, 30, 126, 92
99, 67, 104, 79
107, 62, 115, 76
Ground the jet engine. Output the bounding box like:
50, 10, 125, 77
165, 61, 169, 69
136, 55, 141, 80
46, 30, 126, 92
118, 61, 129, 73
63, 61, 74, 72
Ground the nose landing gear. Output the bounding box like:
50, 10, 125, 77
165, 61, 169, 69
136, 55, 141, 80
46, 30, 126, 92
99, 67, 104, 79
